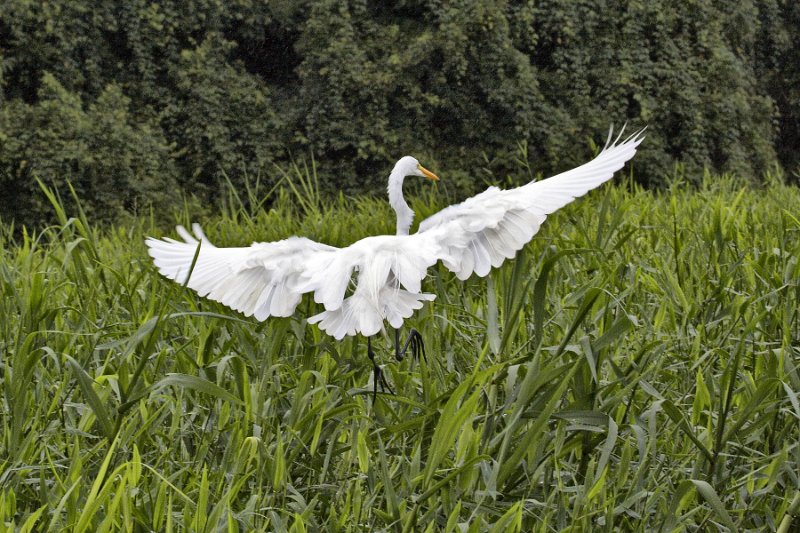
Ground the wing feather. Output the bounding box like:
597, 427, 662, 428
418, 127, 644, 279
146, 226, 337, 320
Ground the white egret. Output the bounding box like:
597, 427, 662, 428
147, 127, 645, 396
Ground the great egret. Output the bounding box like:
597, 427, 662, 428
147, 127, 644, 396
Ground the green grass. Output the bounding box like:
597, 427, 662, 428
1, 170, 799, 531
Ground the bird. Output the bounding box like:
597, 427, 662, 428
146, 126, 645, 397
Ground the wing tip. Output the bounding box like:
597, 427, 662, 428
604, 123, 647, 152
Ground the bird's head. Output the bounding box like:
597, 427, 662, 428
396, 156, 439, 181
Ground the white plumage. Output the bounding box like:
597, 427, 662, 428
146, 127, 645, 339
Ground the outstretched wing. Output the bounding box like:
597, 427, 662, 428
418, 127, 645, 279
146, 223, 337, 320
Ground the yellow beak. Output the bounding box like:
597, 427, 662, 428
417, 163, 439, 181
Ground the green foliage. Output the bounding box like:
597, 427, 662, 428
531, 0, 779, 182
754, 0, 800, 173
292, 0, 551, 193
162, 34, 284, 192
0, 0, 799, 226
0, 74, 178, 225
1, 176, 799, 530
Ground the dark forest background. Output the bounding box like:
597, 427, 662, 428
1, 0, 798, 226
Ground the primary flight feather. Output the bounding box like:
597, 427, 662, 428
146, 127, 645, 341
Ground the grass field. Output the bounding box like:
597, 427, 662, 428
1, 171, 799, 531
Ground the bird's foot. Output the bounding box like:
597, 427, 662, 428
372, 363, 394, 403
395, 328, 426, 363
368, 336, 394, 403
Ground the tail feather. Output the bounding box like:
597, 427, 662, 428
308, 289, 435, 339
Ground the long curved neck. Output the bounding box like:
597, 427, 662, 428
388, 166, 414, 235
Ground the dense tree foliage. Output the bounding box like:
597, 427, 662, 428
0, 0, 797, 224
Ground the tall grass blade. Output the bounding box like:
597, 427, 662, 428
65, 355, 116, 440
152, 373, 244, 405
690, 480, 738, 532
532, 249, 586, 350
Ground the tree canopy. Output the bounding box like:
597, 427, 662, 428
1, 0, 797, 225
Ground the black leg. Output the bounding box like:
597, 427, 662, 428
394, 328, 426, 362
367, 336, 393, 402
